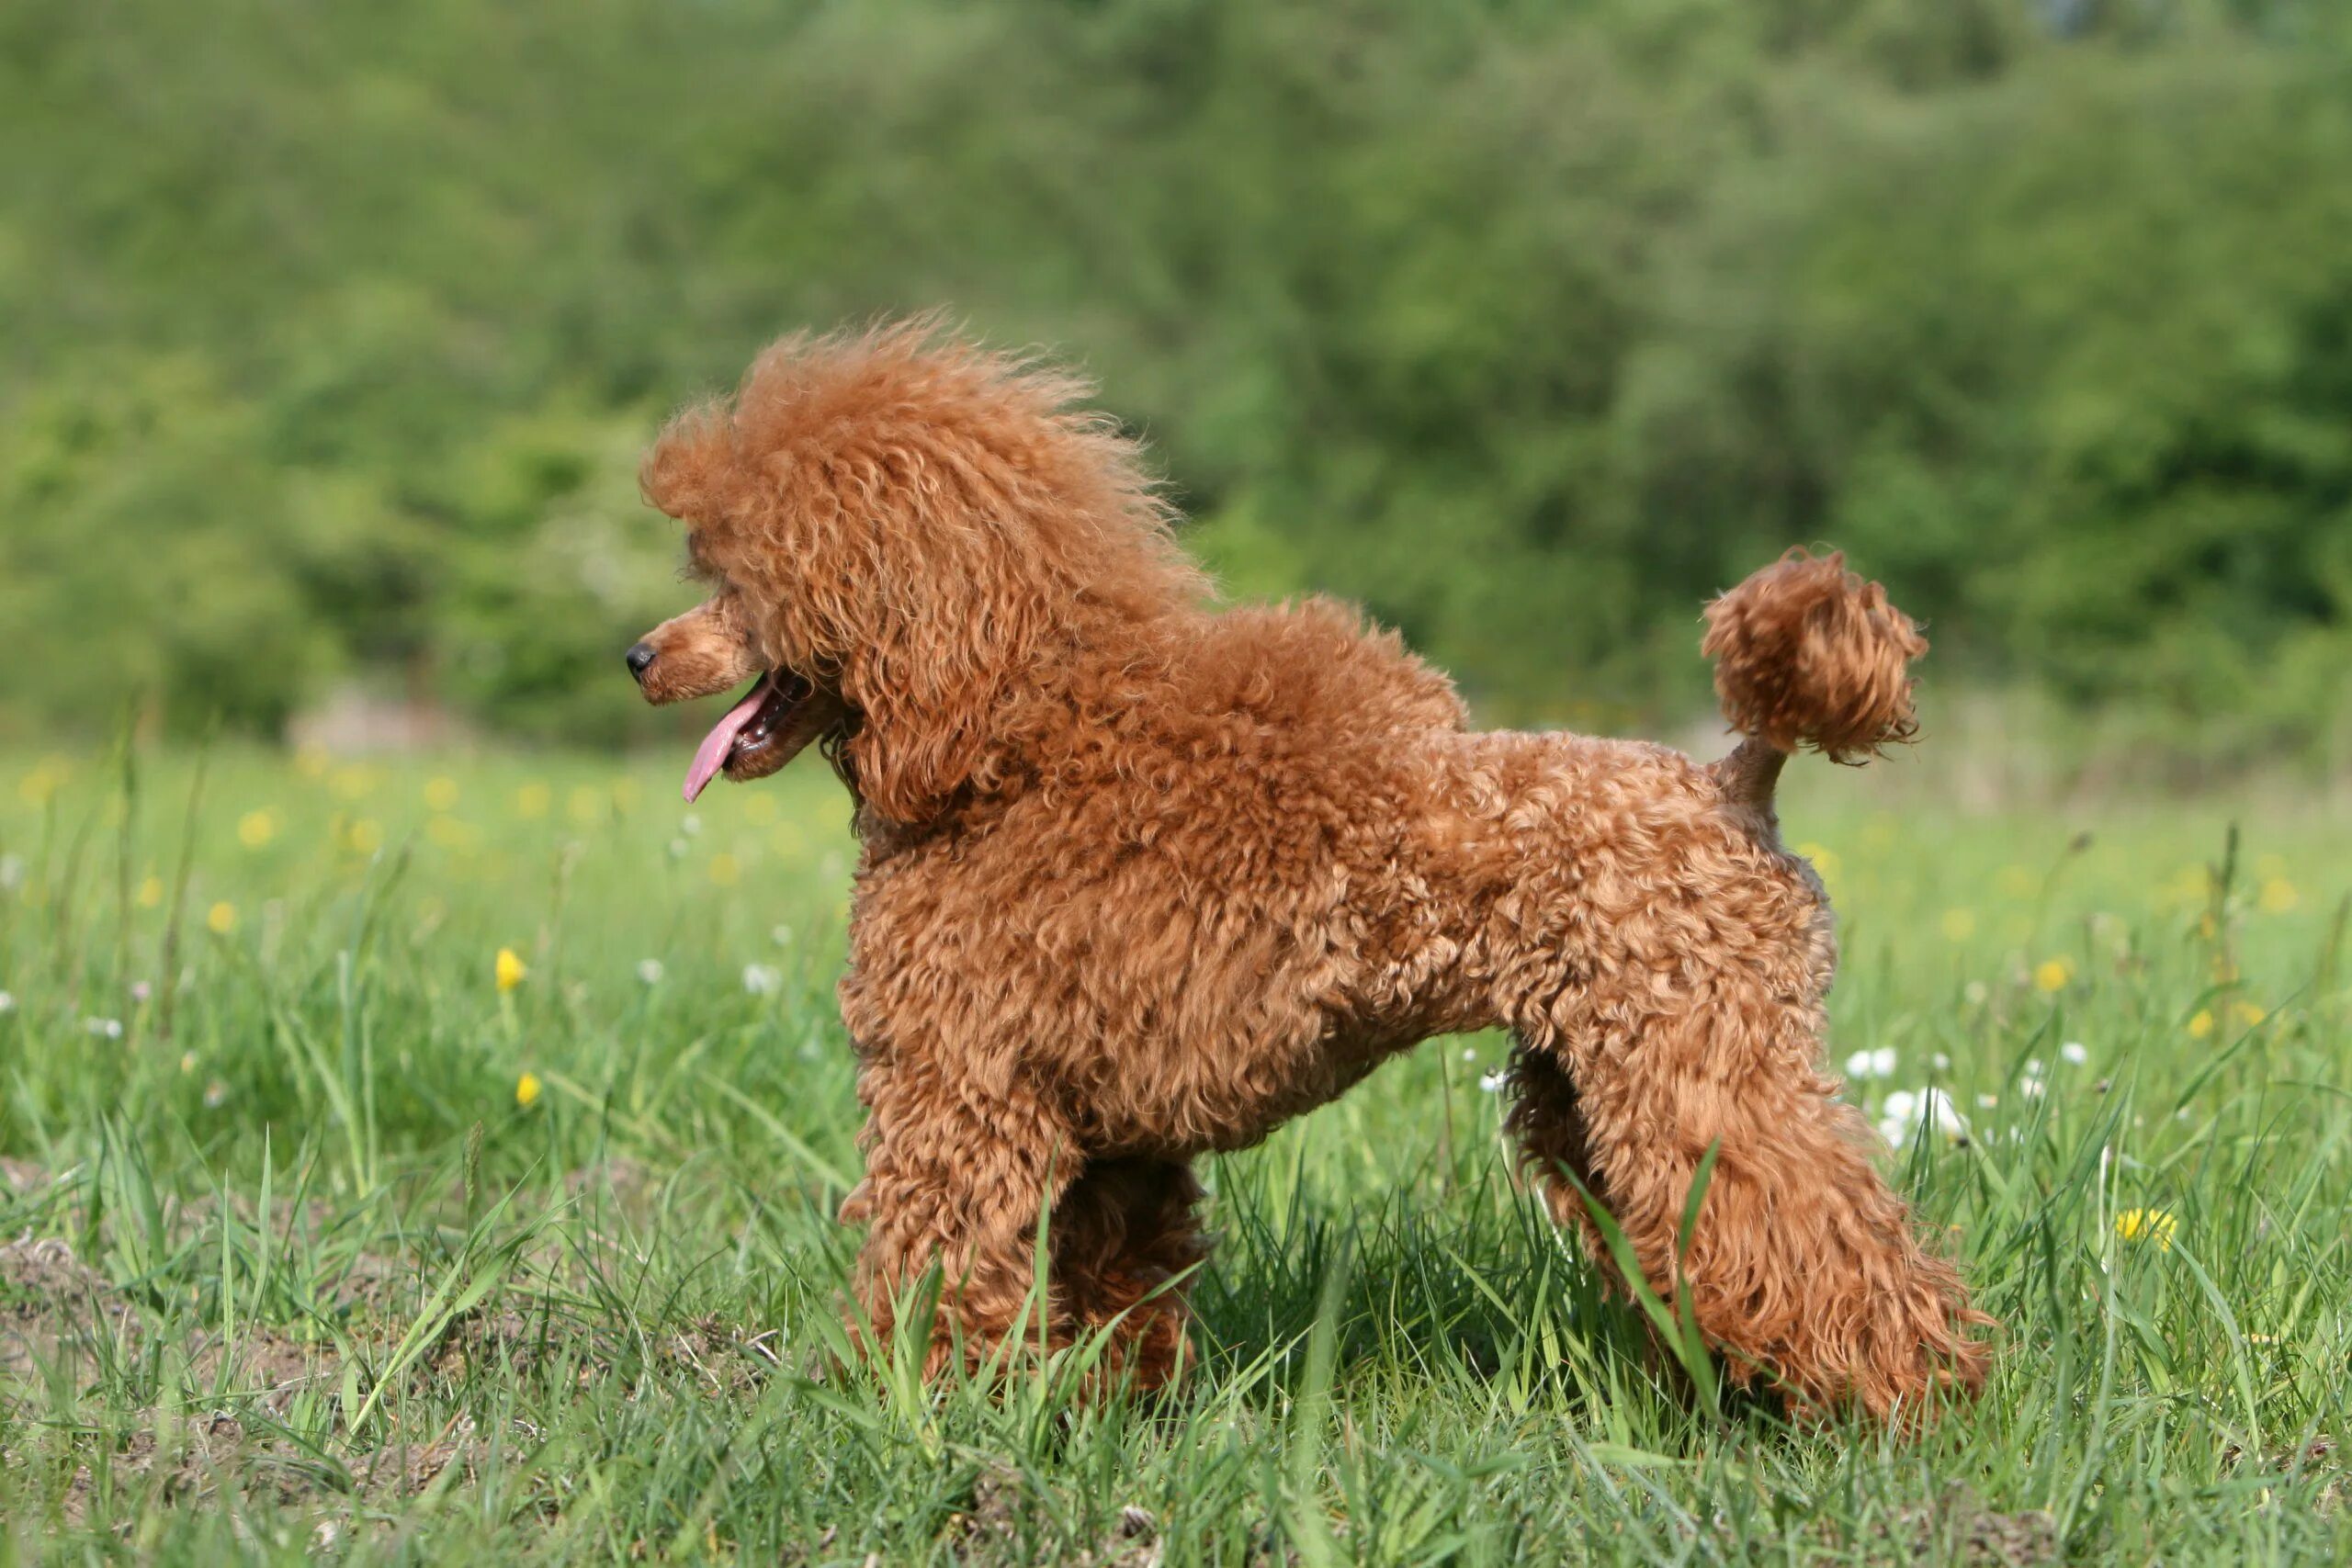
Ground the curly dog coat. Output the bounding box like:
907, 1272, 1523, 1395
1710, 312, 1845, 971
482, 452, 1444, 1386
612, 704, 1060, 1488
626, 320, 1987, 1420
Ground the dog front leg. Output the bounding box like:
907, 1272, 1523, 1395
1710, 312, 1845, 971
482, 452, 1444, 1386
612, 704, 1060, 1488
844, 1061, 1078, 1381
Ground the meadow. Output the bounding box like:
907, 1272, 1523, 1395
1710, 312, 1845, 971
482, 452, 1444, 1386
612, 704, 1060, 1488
1, 742, 2347, 1563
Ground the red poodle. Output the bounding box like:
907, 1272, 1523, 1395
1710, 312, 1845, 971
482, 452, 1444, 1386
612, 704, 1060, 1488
625, 320, 1987, 1420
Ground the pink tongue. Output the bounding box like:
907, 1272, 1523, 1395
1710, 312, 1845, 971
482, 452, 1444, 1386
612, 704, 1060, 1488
683, 672, 777, 803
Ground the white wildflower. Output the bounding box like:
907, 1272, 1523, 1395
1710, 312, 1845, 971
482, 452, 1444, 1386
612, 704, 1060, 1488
1931, 1052, 1951, 1071
1878, 1087, 1968, 1148
0, 990, 14, 1014
203, 1079, 230, 1109
668, 838, 689, 860
1461, 1046, 1476, 1061
1844, 1046, 1897, 1079
2060, 1041, 2089, 1066
741, 964, 782, 996
680, 813, 702, 837
771, 924, 795, 948
1478, 1071, 1508, 1093
0, 854, 23, 891
636, 959, 665, 986
85, 1017, 123, 1041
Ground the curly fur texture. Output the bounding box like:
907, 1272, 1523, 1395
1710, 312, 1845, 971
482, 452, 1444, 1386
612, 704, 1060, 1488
630, 321, 1988, 1421
1702, 548, 1928, 764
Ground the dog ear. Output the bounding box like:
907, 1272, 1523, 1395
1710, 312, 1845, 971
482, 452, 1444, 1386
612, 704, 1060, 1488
836, 521, 1044, 825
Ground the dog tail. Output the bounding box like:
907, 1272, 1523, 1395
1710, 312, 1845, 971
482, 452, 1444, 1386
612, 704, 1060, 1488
1702, 549, 1925, 798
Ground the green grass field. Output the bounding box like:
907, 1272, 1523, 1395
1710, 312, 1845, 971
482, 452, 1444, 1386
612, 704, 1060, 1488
1, 745, 2347, 1563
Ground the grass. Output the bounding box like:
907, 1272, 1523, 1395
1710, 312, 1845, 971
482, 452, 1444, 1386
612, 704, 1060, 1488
0, 740, 2348, 1563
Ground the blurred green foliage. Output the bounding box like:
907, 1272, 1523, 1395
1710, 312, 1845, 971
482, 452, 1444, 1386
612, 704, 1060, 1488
4, 0, 2349, 755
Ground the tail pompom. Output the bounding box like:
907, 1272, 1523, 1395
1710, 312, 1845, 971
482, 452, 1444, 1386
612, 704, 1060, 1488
1702, 549, 1925, 764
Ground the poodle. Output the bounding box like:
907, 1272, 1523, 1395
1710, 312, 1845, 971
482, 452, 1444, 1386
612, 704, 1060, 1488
624, 320, 1989, 1421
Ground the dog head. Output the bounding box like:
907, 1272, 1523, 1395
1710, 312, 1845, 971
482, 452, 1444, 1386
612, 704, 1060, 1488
628, 319, 1202, 822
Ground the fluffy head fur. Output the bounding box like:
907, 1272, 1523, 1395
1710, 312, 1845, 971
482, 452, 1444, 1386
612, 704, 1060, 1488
628, 324, 1987, 1422
1702, 548, 1927, 764
639, 316, 1206, 821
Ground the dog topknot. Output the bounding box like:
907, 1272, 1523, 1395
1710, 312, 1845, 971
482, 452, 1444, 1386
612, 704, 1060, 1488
1702, 549, 1926, 763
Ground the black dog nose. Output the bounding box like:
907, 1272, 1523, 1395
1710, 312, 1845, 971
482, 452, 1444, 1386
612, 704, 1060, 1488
625, 642, 657, 678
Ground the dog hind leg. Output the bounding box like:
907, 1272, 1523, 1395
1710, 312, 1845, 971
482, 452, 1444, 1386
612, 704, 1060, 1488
1509, 983, 1986, 1421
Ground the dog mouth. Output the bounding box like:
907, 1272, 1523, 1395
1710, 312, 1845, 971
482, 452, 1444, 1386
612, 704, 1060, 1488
681, 670, 835, 803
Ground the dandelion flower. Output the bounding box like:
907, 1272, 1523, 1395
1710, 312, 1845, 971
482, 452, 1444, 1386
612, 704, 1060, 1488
1878, 1087, 1968, 1148
515, 784, 551, 818
568, 786, 605, 825
137, 875, 164, 908
495, 947, 527, 992
295, 743, 332, 779
2258, 878, 2299, 914
2232, 1001, 2267, 1030
636, 959, 665, 986
514, 1072, 543, 1109
707, 852, 741, 887
2033, 958, 2072, 993
1939, 908, 1976, 942
424, 776, 460, 811
2188, 1009, 2214, 1040
347, 818, 384, 855
206, 902, 237, 935
1844, 1046, 1897, 1079
2116, 1208, 2177, 1251
237, 809, 278, 850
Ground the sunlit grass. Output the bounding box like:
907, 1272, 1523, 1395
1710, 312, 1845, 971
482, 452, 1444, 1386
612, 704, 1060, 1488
1, 745, 2348, 1562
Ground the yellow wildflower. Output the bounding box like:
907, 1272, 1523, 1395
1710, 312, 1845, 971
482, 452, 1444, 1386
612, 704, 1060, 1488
2188, 1009, 2214, 1040
2116, 1208, 2177, 1251
206, 902, 236, 935
295, 744, 332, 779
347, 818, 384, 855
514, 1072, 542, 1109
567, 786, 605, 825
329, 766, 377, 801
424, 776, 460, 811
707, 852, 741, 887
515, 784, 551, 818
2033, 958, 2073, 993
2258, 878, 2299, 914
495, 947, 527, 992
1996, 864, 2036, 899
1795, 842, 1840, 879
137, 875, 164, 908
236, 809, 278, 850
2233, 1001, 2267, 1030
1939, 908, 1976, 942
